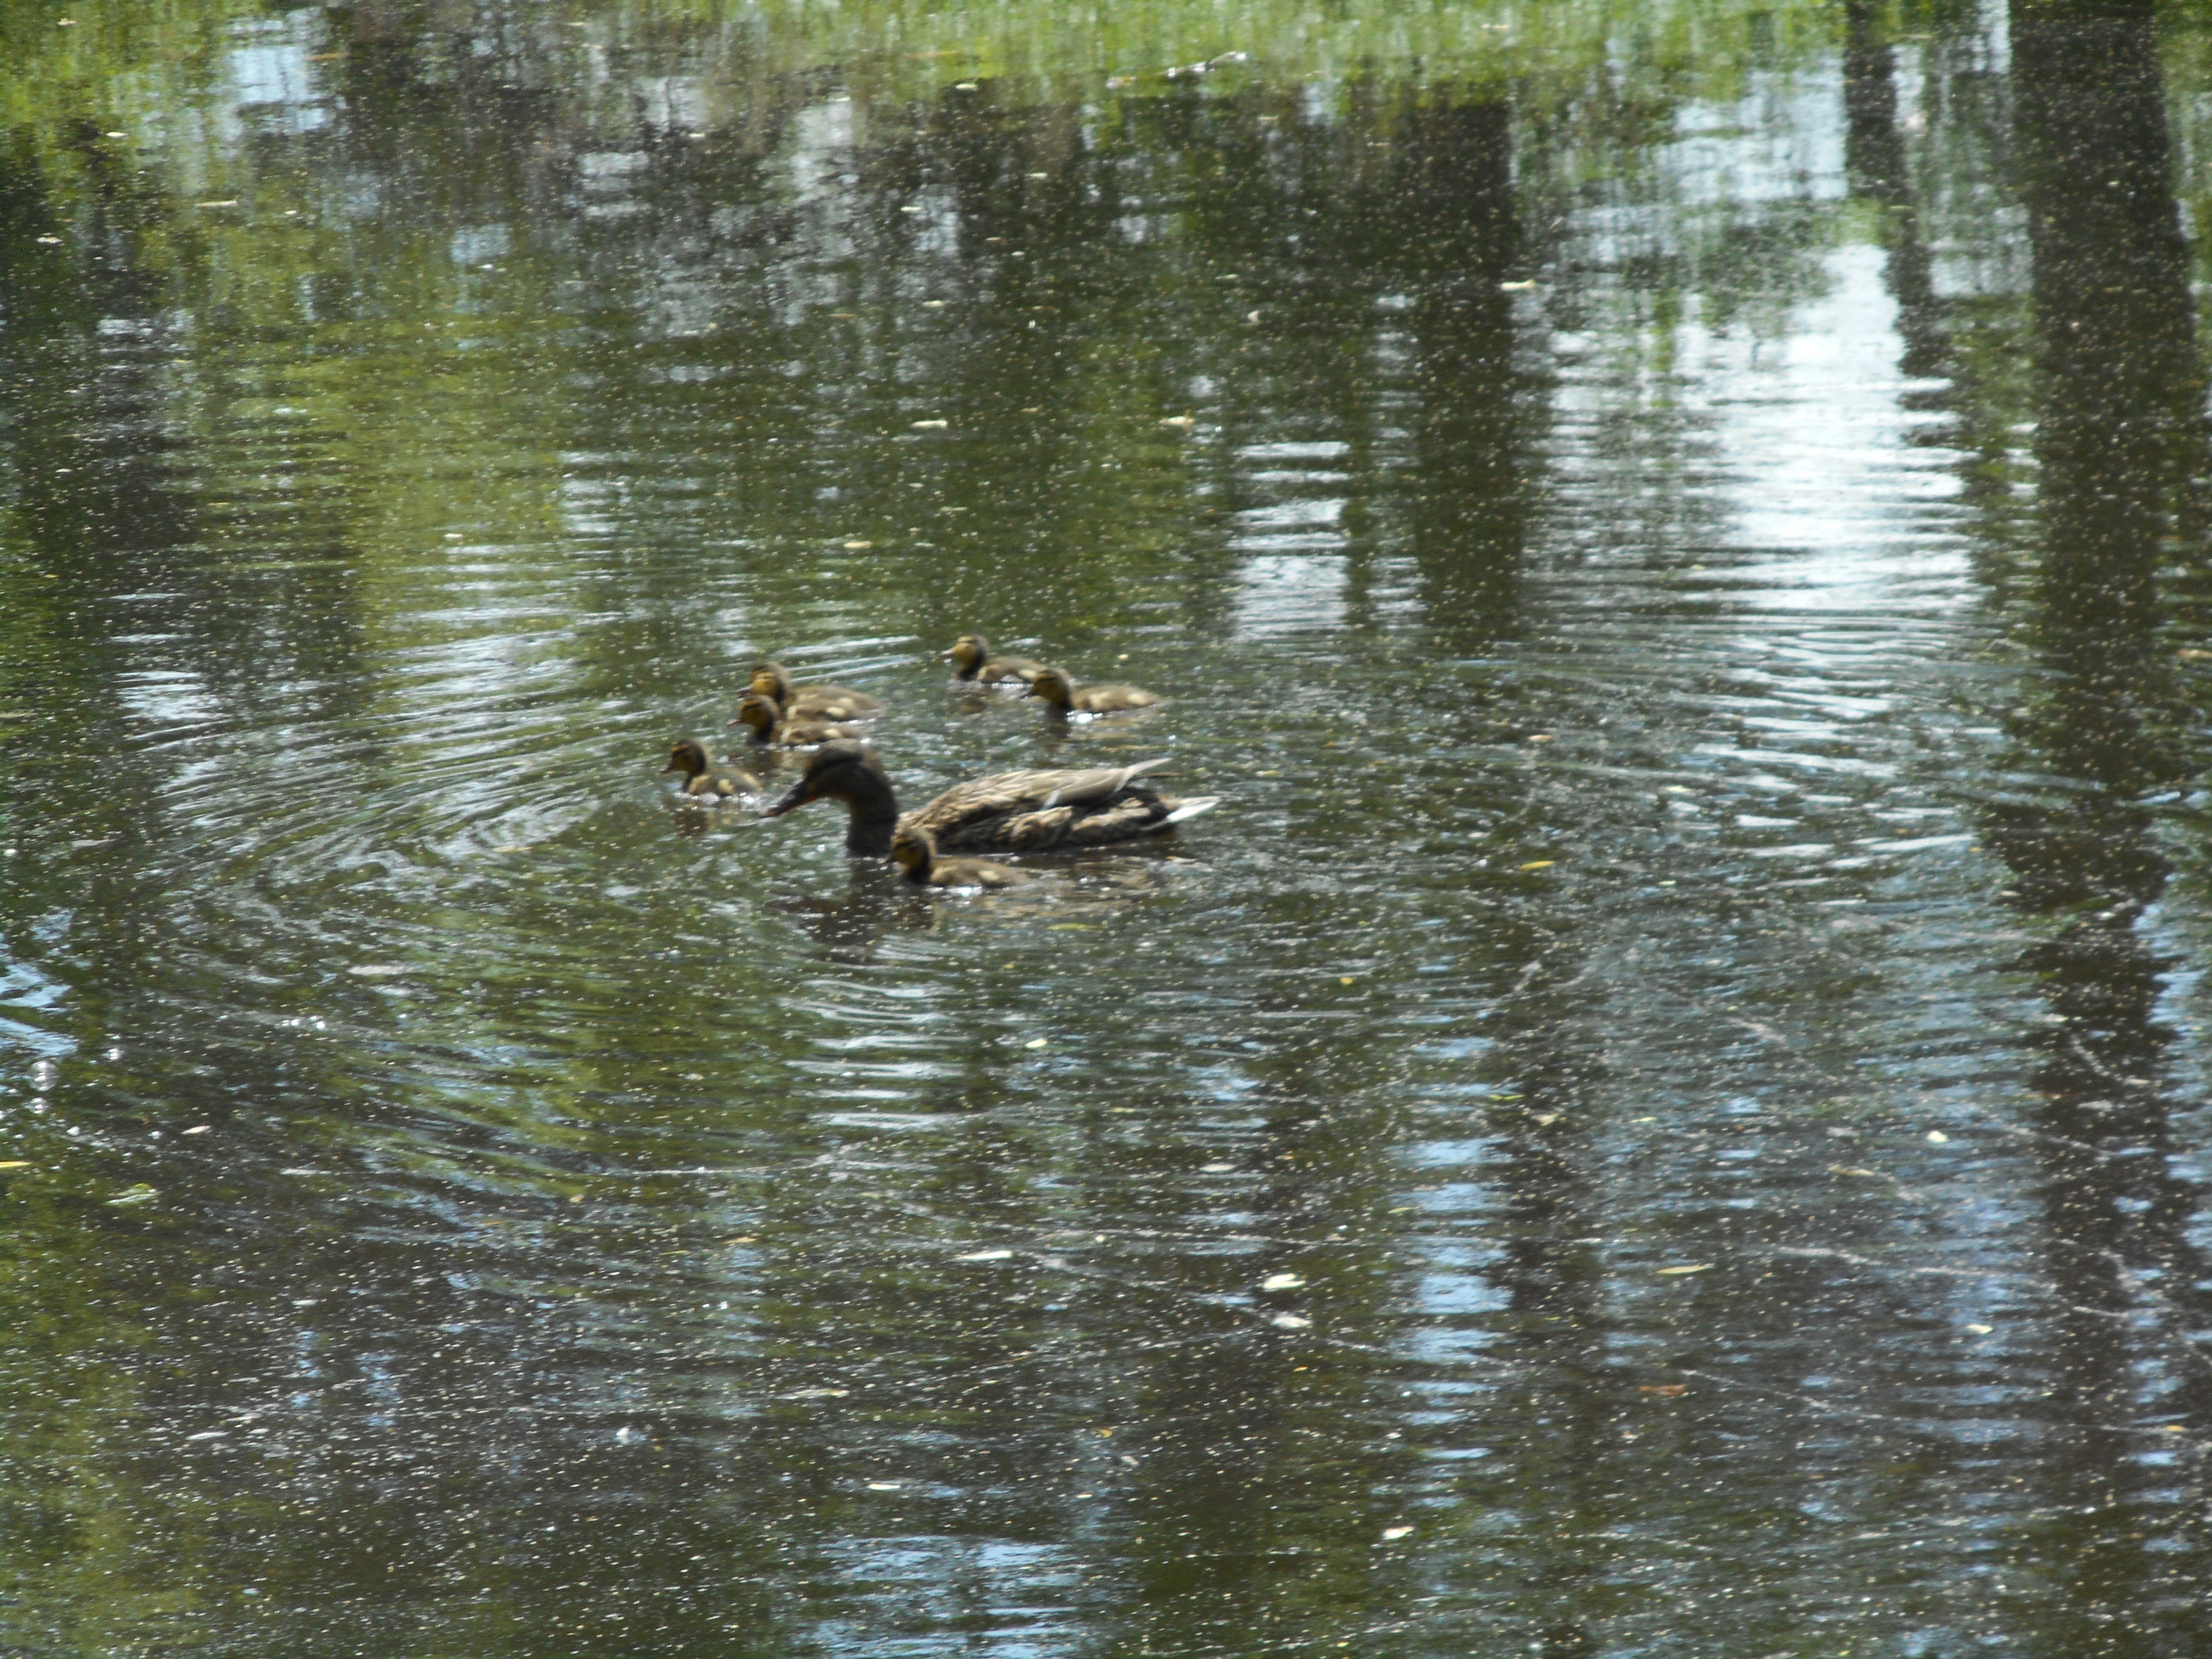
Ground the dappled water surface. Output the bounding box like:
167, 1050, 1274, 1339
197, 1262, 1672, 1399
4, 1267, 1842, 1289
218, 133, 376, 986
9, 0, 2212, 1653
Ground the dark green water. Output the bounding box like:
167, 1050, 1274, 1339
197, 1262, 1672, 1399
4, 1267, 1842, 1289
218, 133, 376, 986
6, 1, 2212, 1653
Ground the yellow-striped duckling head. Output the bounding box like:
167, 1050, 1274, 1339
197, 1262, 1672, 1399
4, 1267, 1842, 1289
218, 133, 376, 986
730, 691, 780, 743
890, 823, 936, 878
663, 739, 715, 781
1025, 665, 1077, 710
940, 635, 988, 676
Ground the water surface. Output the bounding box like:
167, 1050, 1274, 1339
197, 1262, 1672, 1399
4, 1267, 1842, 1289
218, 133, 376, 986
5, 1, 2212, 1654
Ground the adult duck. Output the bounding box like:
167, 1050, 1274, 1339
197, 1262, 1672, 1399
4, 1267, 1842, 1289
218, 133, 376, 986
764, 741, 1216, 857
662, 739, 754, 802
729, 691, 863, 749
1024, 663, 1163, 716
891, 825, 1040, 889
748, 661, 887, 723
940, 633, 1044, 687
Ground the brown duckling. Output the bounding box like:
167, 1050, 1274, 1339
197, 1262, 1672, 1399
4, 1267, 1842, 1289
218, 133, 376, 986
764, 741, 1218, 857
729, 691, 863, 749
1024, 663, 1163, 716
662, 739, 753, 802
940, 633, 1044, 686
748, 661, 886, 723
891, 824, 1040, 889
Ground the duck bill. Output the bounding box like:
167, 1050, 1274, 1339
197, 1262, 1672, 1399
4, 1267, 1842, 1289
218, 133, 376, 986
764, 780, 816, 817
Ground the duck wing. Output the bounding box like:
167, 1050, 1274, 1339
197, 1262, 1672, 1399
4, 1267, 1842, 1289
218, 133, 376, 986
1073, 684, 1161, 712
775, 717, 863, 747
976, 655, 1045, 684
685, 770, 750, 801
1038, 756, 1172, 805
905, 759, 1181, 851
789, 682, 886, 719
929, 856, 1040, 888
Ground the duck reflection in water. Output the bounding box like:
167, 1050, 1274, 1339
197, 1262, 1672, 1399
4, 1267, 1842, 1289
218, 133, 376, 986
764, 870, 903, 961
765, 860, 1027, 960
769, 840, 1188, 958
890, 839, 1188, 922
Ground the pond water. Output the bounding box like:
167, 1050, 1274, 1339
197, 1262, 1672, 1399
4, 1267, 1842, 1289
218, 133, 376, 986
5, 1, 2212, 1654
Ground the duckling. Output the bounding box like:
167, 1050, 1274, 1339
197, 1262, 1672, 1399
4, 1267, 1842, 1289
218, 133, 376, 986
1024, 663, 1163, 716
764, 741, 1218, 857
729, 691, 863, 749
748, 661, 886, 723
662, 739, 753, 802
891, 824, 1040, 889
940, 633, 1044, 686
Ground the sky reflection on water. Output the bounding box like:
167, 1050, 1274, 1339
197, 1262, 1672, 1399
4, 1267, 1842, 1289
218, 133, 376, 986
4, 1, 2212, 1655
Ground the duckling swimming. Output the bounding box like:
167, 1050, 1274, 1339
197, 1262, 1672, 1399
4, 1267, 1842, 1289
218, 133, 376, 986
729, 691, 863, 749
940, 633, 1045, 687
748, 661, 887, 723
1024, 663, 1163, 716
764, 741, 1216, 857
891, 824, 1040, 889
662, 739, 753, 802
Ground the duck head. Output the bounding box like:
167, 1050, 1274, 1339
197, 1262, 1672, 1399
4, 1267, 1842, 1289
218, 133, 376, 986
890, 823, 937, 880
748, 662, 794, 705
939, 634, 988, 676
662, 739, 714, 780
729, 691, 780, 742
1023, 665, 1076, 710
764, 741, 899, 855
